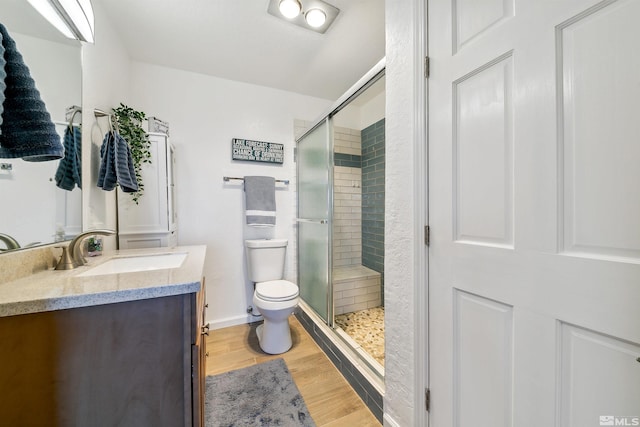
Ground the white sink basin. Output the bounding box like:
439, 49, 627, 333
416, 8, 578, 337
78, 252, 188, 277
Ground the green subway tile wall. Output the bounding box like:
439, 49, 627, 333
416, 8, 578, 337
361, 119, 385, 293
334, 153, 362, 168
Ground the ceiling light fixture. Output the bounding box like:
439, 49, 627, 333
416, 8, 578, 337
304, 8, 326, 28
279, 0, 302, 19
27, 0, 95, 43
268, 0, 339, 34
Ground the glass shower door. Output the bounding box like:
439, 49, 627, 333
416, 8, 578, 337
297, 118, 332, 323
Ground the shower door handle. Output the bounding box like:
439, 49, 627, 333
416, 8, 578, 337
296, 218, 328, 224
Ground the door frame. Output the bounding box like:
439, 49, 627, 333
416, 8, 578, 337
414, 0, 429, 425
383, 0, 429, 424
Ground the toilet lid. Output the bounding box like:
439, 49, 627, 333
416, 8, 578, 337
256, 280, 299, 302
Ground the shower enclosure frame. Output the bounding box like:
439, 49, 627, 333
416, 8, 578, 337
296, 116, 335, 326
296, 58, 386, 349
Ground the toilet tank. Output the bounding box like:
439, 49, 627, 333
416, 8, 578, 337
245, 239, 288, 283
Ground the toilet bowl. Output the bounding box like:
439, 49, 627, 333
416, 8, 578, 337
245, 239, 299, 355
252, 279, 299, 354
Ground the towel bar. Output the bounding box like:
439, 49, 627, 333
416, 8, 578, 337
94, 109, 117, 133
223, 176, 289, 185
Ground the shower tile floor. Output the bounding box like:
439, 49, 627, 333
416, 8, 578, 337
334, 306, 385, 366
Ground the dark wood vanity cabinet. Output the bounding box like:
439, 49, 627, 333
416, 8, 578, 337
0, 286, 207, 426
192, 279, 208, 427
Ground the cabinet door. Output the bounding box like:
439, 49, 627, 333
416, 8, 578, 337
0, 296, 188, 426
192, 336, 207, 427
167, 143, 178, 231
118, 133, 169, 233
192, 281, 207, 427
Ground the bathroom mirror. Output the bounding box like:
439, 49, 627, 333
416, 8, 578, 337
0, 0, 83, 252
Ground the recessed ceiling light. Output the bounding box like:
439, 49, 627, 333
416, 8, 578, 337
267, 0, 340, 34
279, 0, 302, 19
305, 8, 326, 28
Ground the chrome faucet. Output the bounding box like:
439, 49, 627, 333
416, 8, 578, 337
0, 233, 20, 251
55, 229, 116, 270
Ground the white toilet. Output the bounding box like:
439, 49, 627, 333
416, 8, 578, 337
245, 239, 299, 354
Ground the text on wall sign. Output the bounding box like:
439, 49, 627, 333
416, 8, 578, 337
231, 138, 284, 164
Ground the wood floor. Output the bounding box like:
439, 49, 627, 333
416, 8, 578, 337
205, 316, 381, 426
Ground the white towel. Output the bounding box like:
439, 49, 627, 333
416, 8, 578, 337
244, 176, 276, 227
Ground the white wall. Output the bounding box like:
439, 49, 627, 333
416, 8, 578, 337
128, 61, 331, 329
81, 0, 132, 243
333, 105, 361, 129
384, 0, 425, 425
332, 89, 385, 132
360, 90, 385, 129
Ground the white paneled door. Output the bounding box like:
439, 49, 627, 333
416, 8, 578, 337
428, 0, 640, 426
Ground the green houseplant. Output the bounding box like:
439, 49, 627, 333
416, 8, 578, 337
113, 103, 151, 204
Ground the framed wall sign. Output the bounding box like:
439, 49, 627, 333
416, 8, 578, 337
231, 138, 284, 164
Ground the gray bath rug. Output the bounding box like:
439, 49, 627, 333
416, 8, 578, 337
205, 358, 315, 427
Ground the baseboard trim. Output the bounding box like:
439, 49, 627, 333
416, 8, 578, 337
383, 413, 401, 427
209, 313, 262, 330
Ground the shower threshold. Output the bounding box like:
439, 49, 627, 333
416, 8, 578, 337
334, 325, 384, 376
296, 301, 384, 387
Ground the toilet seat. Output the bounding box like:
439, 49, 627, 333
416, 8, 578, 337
255, 280, 299, 302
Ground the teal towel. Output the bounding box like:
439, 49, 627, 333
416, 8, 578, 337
55, 126, 82, 190
97, 131, 138, 193
0, 23, 63, 162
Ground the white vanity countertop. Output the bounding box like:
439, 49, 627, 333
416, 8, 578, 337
0, 245, 206, 318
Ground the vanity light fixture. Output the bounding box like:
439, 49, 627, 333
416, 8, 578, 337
268, 0, 339, 34
27, 0, 95, 43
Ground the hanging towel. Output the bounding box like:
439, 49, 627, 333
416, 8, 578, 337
97, 130, 138, 193
244, 176, 276, 227
55, 126, 82, 190
0, 23, 63, 161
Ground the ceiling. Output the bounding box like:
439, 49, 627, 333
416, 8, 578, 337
96, 0, 385, 101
